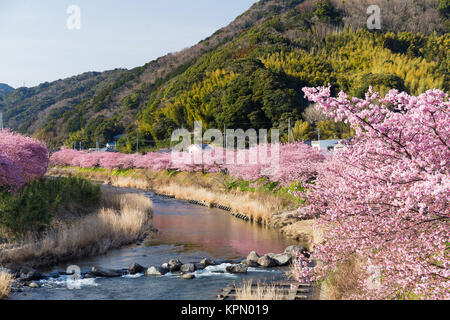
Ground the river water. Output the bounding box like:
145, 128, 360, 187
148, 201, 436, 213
11, 189, 298, 300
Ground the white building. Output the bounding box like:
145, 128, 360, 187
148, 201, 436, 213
187, 144, 212, 154
311, 139, 343, 153
106, 142, 117, 149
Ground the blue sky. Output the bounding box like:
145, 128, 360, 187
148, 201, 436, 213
0, 0, 257, 88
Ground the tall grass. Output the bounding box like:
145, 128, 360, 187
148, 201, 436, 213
235, 281, 286, 300
48, 167, 295, 224
0, 191, 153, 268
319, 256, 365, 300
0, 271, 13, 300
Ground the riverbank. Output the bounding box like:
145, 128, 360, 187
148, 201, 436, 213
0, 190, 153, 274
48, 166, 317, 248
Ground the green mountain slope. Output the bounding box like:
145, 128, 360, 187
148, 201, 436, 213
1, 0, 448, 151
0, 83, 14, 96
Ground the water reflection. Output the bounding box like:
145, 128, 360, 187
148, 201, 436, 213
151, 194, 292, 258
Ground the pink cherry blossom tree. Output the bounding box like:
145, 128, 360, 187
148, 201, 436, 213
0, 129, 49, 190
294, 86, 449, 299
50, 142, 326, 186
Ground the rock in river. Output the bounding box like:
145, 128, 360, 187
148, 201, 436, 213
168, 259, 183, 272
273, 253, 292, 266
20, 267, 43, 282
180, 273, 195, 280
91, 267, 122, 278
28, 282, 40, 288
285, 245, 307, 257
180, 263, 195, 273
129, 263, 145, 275
194, 263, 205, 270
145, 266, 169, 276
257, 255, 277, 268
200, 258, 217, 266
246, 251, 260, 264
226, 264, 248, 274
241, 259, 259, 267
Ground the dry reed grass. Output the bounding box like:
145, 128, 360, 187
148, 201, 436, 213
280, 219, 322, 251
0, 191, 153, 269
155, 183, 280, 223
48, 167, 292, 224
319, 256, 365, 300
0, 271, 13, 299
109, 176, 151, 190
235, 281, 286, 300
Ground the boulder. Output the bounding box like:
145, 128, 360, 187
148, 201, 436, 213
20, 267, 43, 282
200, 258, 217, 266
257, 255, 277, 268
246, 251, 260, 264
168, 259, 183, 272
28, 282, 40, 289
180, 264, 195, 273
241, 259, 259, 267
225, 264, 248, 274
83, 273, 96, 279
129, 263, 145, 275
180, 273, 195, 280
194, 263, 205, 270
285, 245, 307, 257
91, 267, 122, 278
145, 266, 169, 276
162, 263, 169, 269
273, 253, 292, 266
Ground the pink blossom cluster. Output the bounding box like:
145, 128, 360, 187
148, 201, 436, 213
0, 129, 49, 190
294, 86, 449, 299
50, 142, 325, 185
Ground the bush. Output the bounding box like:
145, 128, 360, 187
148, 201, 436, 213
438, 0, 450, 19
0, 177, 101, 237
314, 0, 342, 24
353, 73, 408, 98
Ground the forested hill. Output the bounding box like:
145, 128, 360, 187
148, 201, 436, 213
0, 84, 14, 96
1, 0, 449, 151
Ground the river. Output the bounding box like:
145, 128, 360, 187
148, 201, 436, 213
10, 188, 299, 300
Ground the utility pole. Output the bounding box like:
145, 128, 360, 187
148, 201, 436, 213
224, 125, 227, 149
136, 132, 139, 153
96, 138, 99, 150
79, 142, 82, 151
